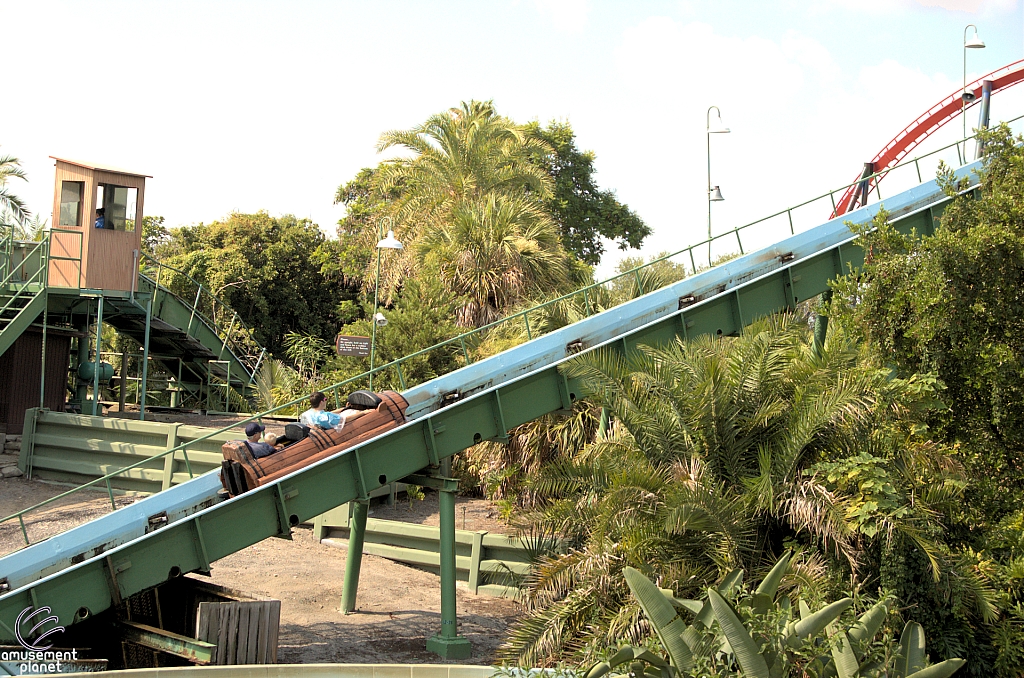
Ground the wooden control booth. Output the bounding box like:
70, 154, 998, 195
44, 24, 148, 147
49, 157, 150, 291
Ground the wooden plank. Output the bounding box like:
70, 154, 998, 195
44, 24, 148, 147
268, 600, 280, 663
209, 604, 225, 665
245, 603, 260, 664
255, 602, 271, 664
196, 602, 211, 647
235, 604, 250, 665
221, 603, 236, 665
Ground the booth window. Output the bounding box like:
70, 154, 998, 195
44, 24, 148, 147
96, 184, 139, 232
59, 181, 84, 226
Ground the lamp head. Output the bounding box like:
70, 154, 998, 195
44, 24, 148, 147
965, 35, 985, 49
373, 312, 388, 327
376, 230, 403, 250
962, 88, 977, 102
707, 106, 730, 133
709, 186, 725, 202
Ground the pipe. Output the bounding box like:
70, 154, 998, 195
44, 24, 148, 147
976, 79, 993, 159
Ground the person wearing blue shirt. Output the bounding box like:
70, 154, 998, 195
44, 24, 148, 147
243, 421, 277, 459
300, 391, 343, 429
94, 208, 106, 229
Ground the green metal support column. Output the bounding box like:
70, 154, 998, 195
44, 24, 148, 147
91, 297, 104, 416
425, 462, 472, 659
139, 290, 154, 421
75, 320, 89, 407
38, 293, 48, 409
339, 499, 369, 614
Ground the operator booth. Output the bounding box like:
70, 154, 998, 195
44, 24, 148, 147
49, 157, 149, 291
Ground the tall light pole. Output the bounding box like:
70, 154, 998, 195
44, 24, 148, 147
963, 24, 986, 140
707, 106, 730, 264
369, 217, 402, 391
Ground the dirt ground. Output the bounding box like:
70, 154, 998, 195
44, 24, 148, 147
0, 477, 521, 665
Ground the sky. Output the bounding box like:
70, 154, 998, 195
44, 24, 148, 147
4, 0, 1024, 278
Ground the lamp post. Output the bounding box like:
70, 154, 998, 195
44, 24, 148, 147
963, 24, 986, 140
369, 217, 402, 391
706, 106, 730, 264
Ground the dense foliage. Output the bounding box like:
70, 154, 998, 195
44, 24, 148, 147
499, 315, 988, 668
155, 211, 354, 356
526, 121, 650, 265
827, 125, 1024, 674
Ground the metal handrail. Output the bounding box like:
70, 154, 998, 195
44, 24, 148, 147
137, 253, 263, 379
0, 123, 1008, 549
0, 239, 48, 332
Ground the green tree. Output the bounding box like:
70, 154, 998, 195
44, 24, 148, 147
419, 193, 569, 326
828, 124, 1024, 674
158, 212, 345, 356
141, 216, 170, 254
527, 121, 650, 265
502, 314, 974, 667
0, 150, 30, 226
375, 100, 554, 230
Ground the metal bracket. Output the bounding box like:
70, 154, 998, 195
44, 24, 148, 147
146, 511, 168, 532
272, 484, 293, 539
104, 556, 130, 606
116, 621, 216, 664
403, 474, 459, 493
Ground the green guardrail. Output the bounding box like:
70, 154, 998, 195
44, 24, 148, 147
0, 124, 1001, 552
314, 503, 559, 598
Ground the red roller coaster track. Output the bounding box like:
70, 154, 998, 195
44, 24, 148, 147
833, 59, 1024, 217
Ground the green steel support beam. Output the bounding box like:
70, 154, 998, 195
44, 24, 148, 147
426, 460, 471, 659
139, 284, 155, 422
38, 292, 48, 409
74, 319, 89, 407
340, 500, 369, 614
116, 621, 216, 664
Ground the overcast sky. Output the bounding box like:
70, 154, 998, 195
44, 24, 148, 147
4, 0, 1024, 277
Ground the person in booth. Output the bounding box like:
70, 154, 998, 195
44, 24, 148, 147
94, 207, 107, 229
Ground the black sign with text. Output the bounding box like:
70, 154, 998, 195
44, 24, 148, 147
336, 335, 371, 357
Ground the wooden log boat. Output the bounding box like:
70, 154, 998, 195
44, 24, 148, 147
220, 390, 408, 496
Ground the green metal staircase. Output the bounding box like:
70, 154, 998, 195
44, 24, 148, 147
0, 237, 48, 358
0, 229, 264, 410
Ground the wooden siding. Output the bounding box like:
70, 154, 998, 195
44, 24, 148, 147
50, 160, 146, 292
49, 228, 83, 288
84, 227, 139, 291
0, 327, 72, 435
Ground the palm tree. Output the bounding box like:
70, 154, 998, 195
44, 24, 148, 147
0, 151, 30, 227
375, 100, 553, 228
418, 193, 569, 326
369, 101, 560, 307
500, 313, 965, 667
